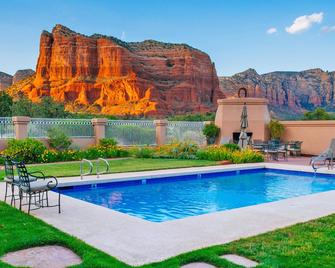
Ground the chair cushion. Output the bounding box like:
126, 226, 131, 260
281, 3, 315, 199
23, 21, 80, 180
4, 176, 20, 184
20, 180, 57, 193
4, 175, 37, 184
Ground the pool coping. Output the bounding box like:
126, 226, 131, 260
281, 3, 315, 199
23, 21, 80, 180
1, 163, 335, 266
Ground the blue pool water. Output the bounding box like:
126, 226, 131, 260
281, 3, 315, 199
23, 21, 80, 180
59, 168, 335, 222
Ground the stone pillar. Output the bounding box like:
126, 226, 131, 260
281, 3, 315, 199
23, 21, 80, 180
215, 98, 270, 142
12, 116, 31, 140
154, 119, 168, 145
91, 118, 108, 144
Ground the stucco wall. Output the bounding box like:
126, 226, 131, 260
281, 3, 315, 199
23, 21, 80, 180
281, 121, 335, 155
215, 98, 271, 142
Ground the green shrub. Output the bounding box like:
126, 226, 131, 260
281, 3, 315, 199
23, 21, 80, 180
155, 141, 199, 159
4, 138, 47, 163
131, 147, 155, 158
223, 143, 240, 152
47, 128, 72, 151
268, 119, 285, 140
203, 123, 220, 144
99, 138, 118, 148
230, 149, 264, 164
196, 145, 264, 163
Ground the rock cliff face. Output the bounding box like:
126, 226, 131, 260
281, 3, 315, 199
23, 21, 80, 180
12, 69, 35, 84
219, 68, 335, 118
0, 72, 13, 91
17, 24, 222, 116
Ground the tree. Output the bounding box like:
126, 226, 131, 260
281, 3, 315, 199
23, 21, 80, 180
303, 108, 333, 120
0, 92, 13, 117
11, 96, 69, 118
11, 97, 34, 116
32, 97, 69, 118
268, 119, 285, 140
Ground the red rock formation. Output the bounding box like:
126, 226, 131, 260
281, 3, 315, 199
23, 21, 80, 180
20, 24, 222, 116
219, 68, 335, 118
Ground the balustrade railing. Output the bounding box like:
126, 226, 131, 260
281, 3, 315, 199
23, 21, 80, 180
106, 120, 156, 145
167, 121, 206, 145
28, 118, 94, 138
0, 117, 14, 138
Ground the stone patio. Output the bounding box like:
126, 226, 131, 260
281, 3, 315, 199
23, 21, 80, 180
1, 245, 82, 268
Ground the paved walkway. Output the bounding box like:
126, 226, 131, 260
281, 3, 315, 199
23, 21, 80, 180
1, 163, 335, 266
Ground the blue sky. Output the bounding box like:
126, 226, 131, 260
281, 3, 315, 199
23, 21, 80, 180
1, 0, 334, 76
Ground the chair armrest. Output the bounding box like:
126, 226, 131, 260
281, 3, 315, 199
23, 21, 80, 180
28, 171, 46, 180
44, 176, 58, 189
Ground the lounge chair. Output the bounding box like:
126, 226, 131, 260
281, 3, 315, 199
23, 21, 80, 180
13, 161, 61, 214
310, 139, 335, 170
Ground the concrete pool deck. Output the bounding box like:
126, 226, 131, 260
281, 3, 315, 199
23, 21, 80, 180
1, 163, 335, 266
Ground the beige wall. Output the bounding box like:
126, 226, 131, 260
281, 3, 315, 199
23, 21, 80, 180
215, 98, 271, 142
281, 121, 335, 155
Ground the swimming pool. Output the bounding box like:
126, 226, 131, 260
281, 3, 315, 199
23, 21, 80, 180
59, 168, 335, 222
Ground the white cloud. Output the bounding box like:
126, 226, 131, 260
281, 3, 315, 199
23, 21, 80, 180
285, 12, 323, 34
322, 25, 335, 33
121, 31, 126, 40
266, 27, 277, 34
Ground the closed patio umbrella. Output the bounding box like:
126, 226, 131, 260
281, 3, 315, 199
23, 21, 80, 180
238, 103, 249, 149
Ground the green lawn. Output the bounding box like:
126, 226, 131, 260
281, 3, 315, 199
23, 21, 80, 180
0, 158, 217, 180
0, 201, 334, 267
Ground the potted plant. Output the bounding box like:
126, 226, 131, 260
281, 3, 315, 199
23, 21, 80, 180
203, 123, 220, 145
268, 119, 285, 140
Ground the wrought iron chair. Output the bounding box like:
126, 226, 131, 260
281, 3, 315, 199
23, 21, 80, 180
2, 155, 20, 205
14, 161, 61, 214
287, 141, 303, 156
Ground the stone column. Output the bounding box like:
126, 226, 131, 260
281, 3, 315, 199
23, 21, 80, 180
91, 118, 108, 144
12, 116, 31, 140
154, 119, 168, 145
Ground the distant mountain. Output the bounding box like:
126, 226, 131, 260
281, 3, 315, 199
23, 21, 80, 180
0, 72, 13, 91
219, 68, 335, 119
0, 69, 35, 91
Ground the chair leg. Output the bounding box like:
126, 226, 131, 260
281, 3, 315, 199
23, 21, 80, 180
19, 190, 23, 211
46, 191, 49, 207
10, 184, 15, 206
28, 194, 32, 214
4, 182, 8, 202
58, 192, 61, 214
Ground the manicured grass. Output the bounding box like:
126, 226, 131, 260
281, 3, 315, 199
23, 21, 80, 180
0, 158, 217, 180
0, 201, 334, 267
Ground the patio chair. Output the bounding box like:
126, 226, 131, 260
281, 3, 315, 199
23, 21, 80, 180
2, 155, 20, 206
251, 140, 264, 151
310, 139, 335, 170
14, 161, 61, 214
287, 141, 303, 156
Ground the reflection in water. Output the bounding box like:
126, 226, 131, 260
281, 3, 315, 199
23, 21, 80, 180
61, 169, 335, 222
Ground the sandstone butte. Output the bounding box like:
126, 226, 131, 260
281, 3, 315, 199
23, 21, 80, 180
17, 24, 223, 116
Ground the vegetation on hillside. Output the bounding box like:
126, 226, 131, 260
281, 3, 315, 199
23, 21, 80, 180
303, 108, 335, 120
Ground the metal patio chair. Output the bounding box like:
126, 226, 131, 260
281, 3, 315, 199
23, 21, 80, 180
2, 155, 20, 206
14, 161, 61, 214
287, 141, 303, 156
